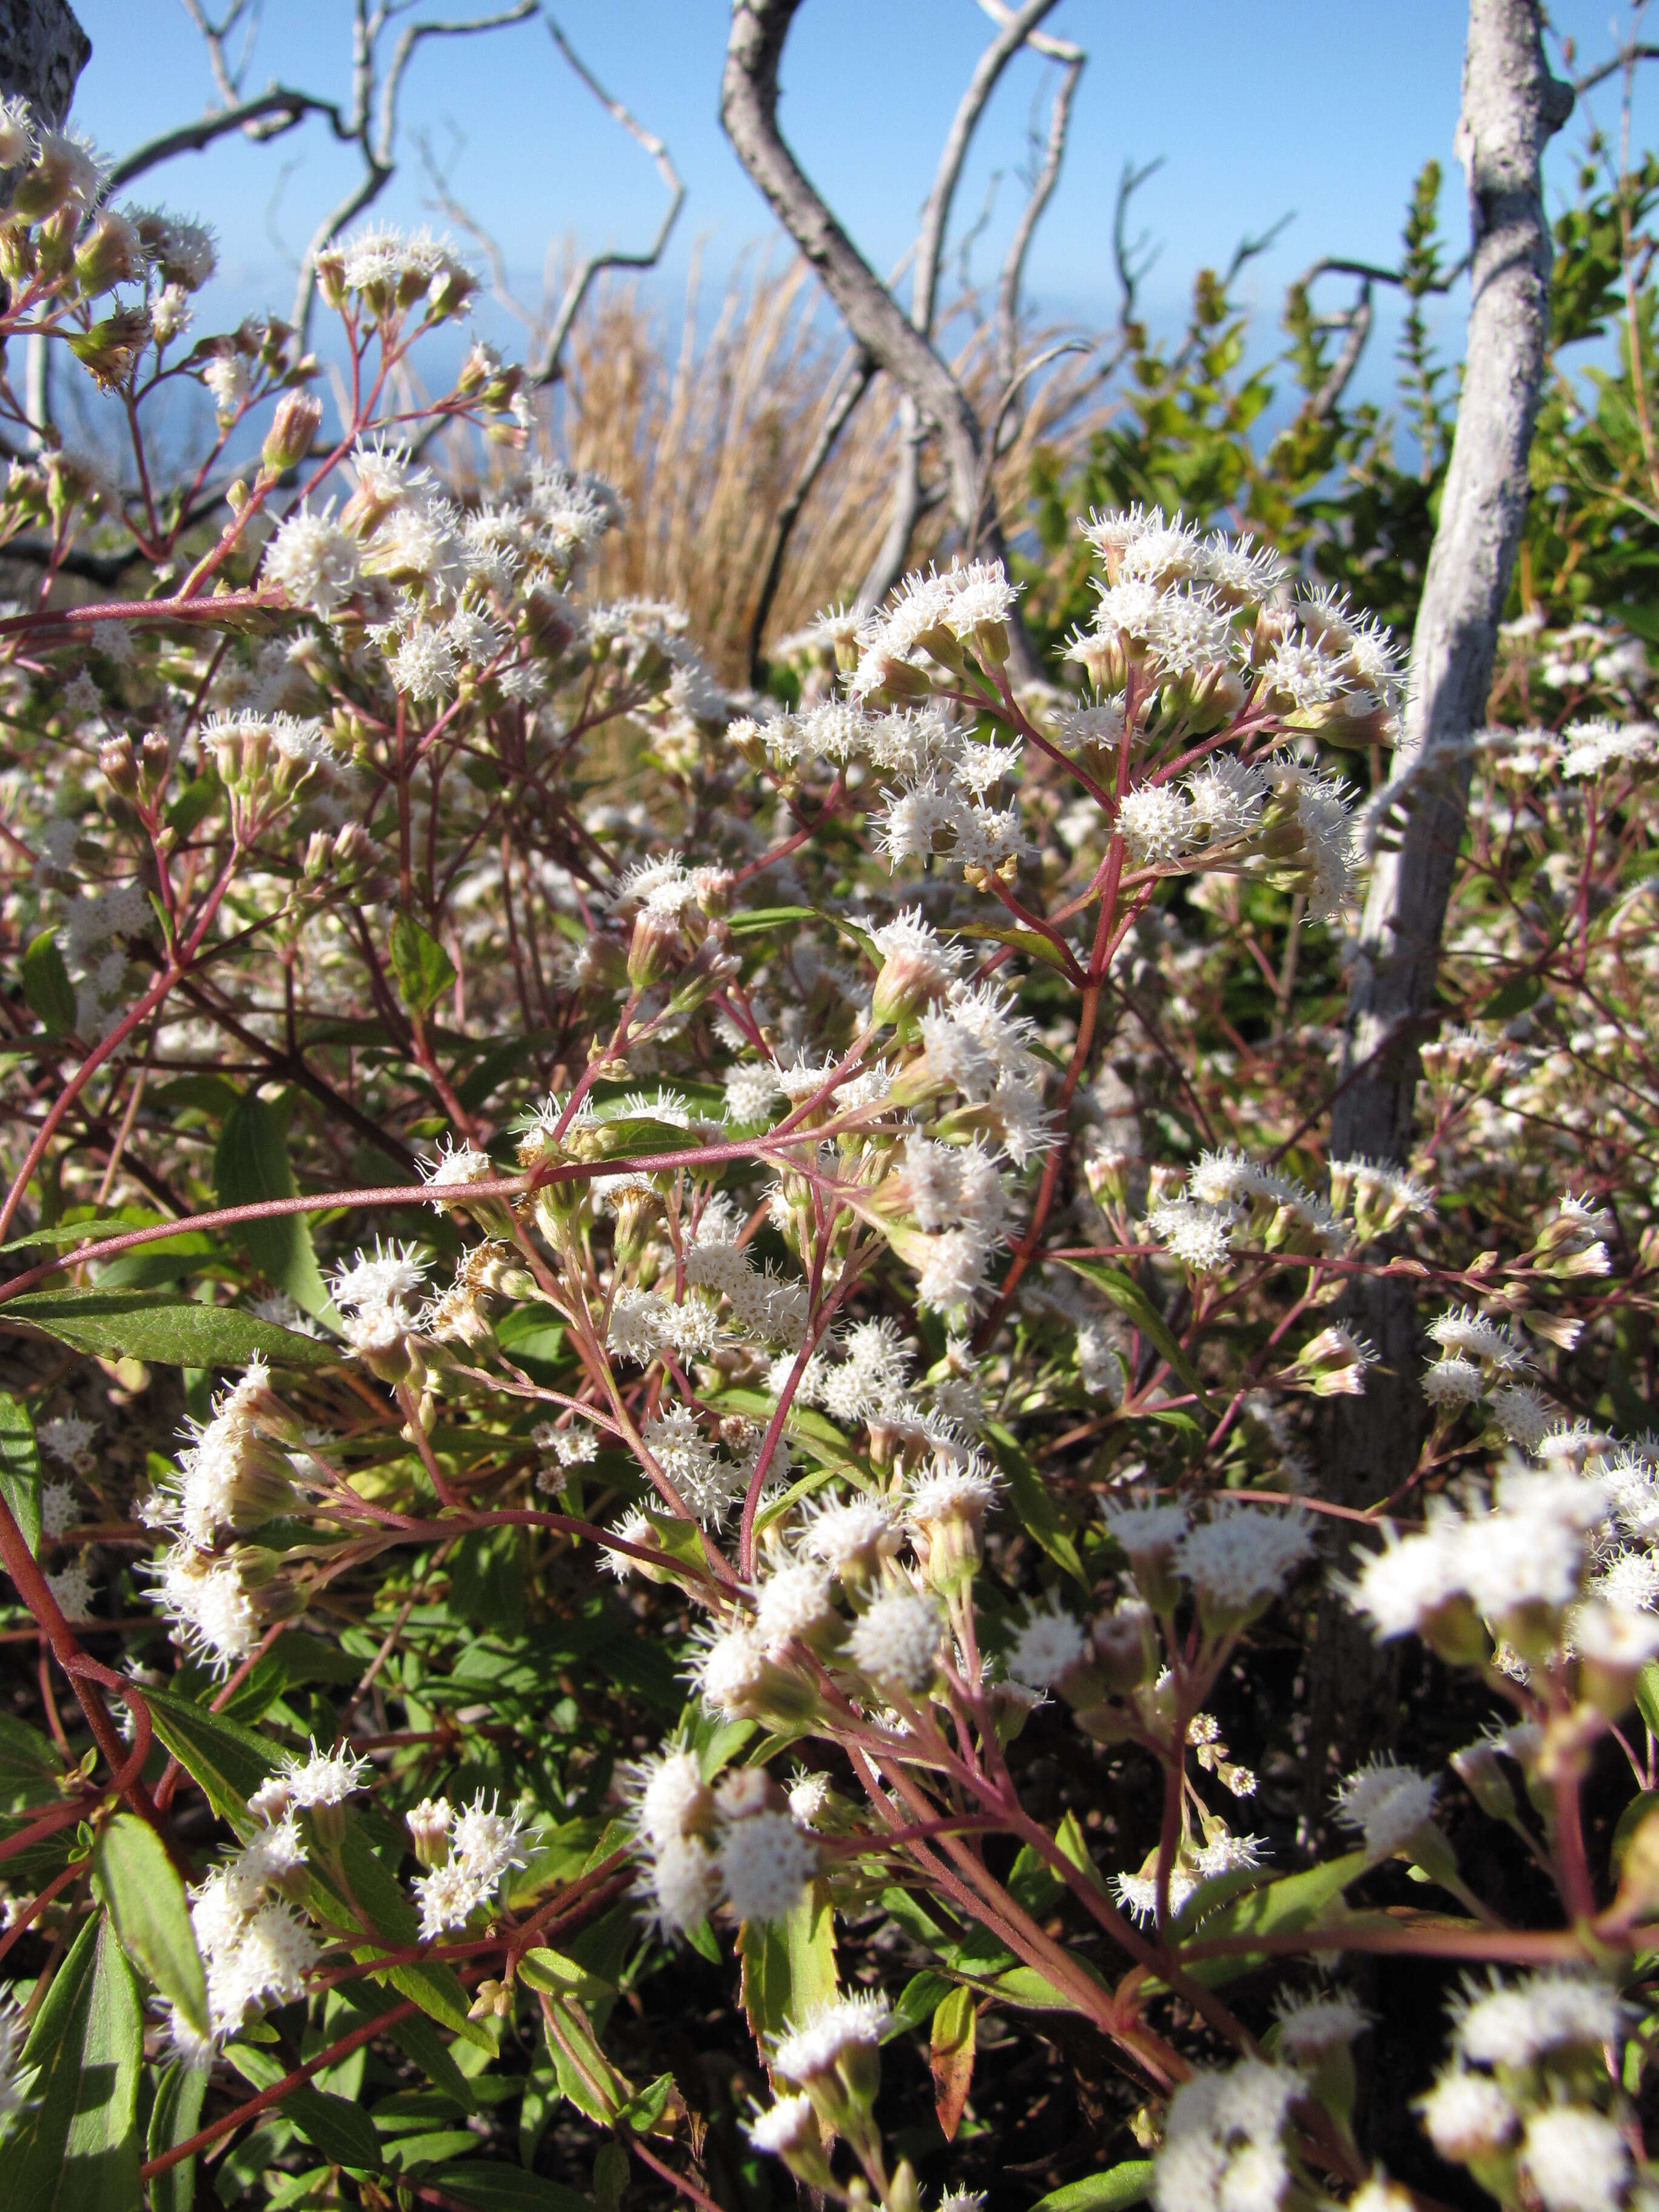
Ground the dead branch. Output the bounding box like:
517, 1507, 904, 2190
1572, 36, 1659, 96
745, 350, 875, 687
526, 12, 686, 387
995, 44, 1084, 395
856, 0, 1062, 616
106, 87, 353, 195
287, 0, 538, 344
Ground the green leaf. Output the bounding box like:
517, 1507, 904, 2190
1637, 1661, 1659, 1740
0, 1393, 42, 1556
21, 931, 75, 1037
279, 2085, 384, 2172
424, 2168, 590, 2212
959, 921, 1076, 974
890, 1968, 954, 2036
457, 1030, 560, 1111
0, 1712, 61, 1812
1057, 1258, 1222, 1418
313, 1815, 491, 2051
213, 1092, 335, 1322
1177, 1851, 1369, 1988
738, 1877, 838, 2057
1478, 973, 1543, 1022
518, 1946, 617, 2005
226, 2045, 383, 2173
1612, 1789, 1659, 1879
335, 1978, 477, 2113
390, 913, 457, 1014
0, 1207, 168, 1257
724, 904, 879, 964
539, 1990, 632, 2123
141, 1683, 278, 1832
4, 1287, 335, 1369
984, 1420, 1088, 1589
164, 772, 222, 839
611, 2071, 675, 2138
12, 1910, 143, 2210
1029, 2160, 1156, 2212
92, 1812, 209, 2039
147, 2061, 209, 2212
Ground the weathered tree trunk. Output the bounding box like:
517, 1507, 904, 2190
721, 0, 1041, 683
1304, 0, 1573, 1815
0, 0, 88, 449
0, 0, 88, 127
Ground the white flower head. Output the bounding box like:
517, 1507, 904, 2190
1332, 1758, 1438, 1857
716, 1808, 818, 1923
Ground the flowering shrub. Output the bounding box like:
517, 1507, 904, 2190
0, 95, 1655, 2212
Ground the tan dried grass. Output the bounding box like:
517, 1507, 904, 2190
554, 253, 1113, 683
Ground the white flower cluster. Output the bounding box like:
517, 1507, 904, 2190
1422, 1974, 1631, 2212
1147, 1147, 1352, 1275
628, 1750, 820, 1935
407, 1791, 533, 1938
1350, 1453, 1659, 1682
170, 1738, 369, 2065
1153, 2057, 1301, 2212
144, 1361, 303, 1672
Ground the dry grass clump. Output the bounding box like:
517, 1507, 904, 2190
512, 253, 1112, 683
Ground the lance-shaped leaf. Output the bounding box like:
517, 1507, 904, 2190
390, 912, 457, 1014
20, 931, 75, 1038
92, 1812, 209, 2040
1029, 2161, 1155, 2212
147, 2061, 208, 2212
0, 1392, 42, 1555
12, 1909, 144, 2210
738, 1876, 838, 2071
929, 1983, 976, 2140
141, 1683, 278, 1834
213, 1090, 335, 1322
3, 1287, 335, 1370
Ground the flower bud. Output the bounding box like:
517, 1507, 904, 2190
98, 735, 139, 801
315, 249, 347, 309
406, 1796, 452, 1869
1070, 630, 1127, 693
1084, 1147, 1134, 1209
627, 908, 680, 988
261, 389, 323, 476
138, 731, 171, 797
1093, 1598, 1157, 1695
0, 218, 33, 280
75, 209, 140, 295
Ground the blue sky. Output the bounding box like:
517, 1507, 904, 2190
69, 2, 1659, 399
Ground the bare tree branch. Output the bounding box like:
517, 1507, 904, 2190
746, 350, 876, 687
288, 0, 538, 344
995, 42, 1084, 394
856, 0, 1062, 615
1572, 37, 1659, 96
106, 85, 351, 195
1298, 250, 1470, 295
176, 0, 260, 107
526, 10, 686, 387
1308, 283, 1374, 422
1113, 155, 1165, 326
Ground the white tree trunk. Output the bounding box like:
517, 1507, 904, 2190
1306, 0, 1572, 1810
1335, 0, 1572, 1168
